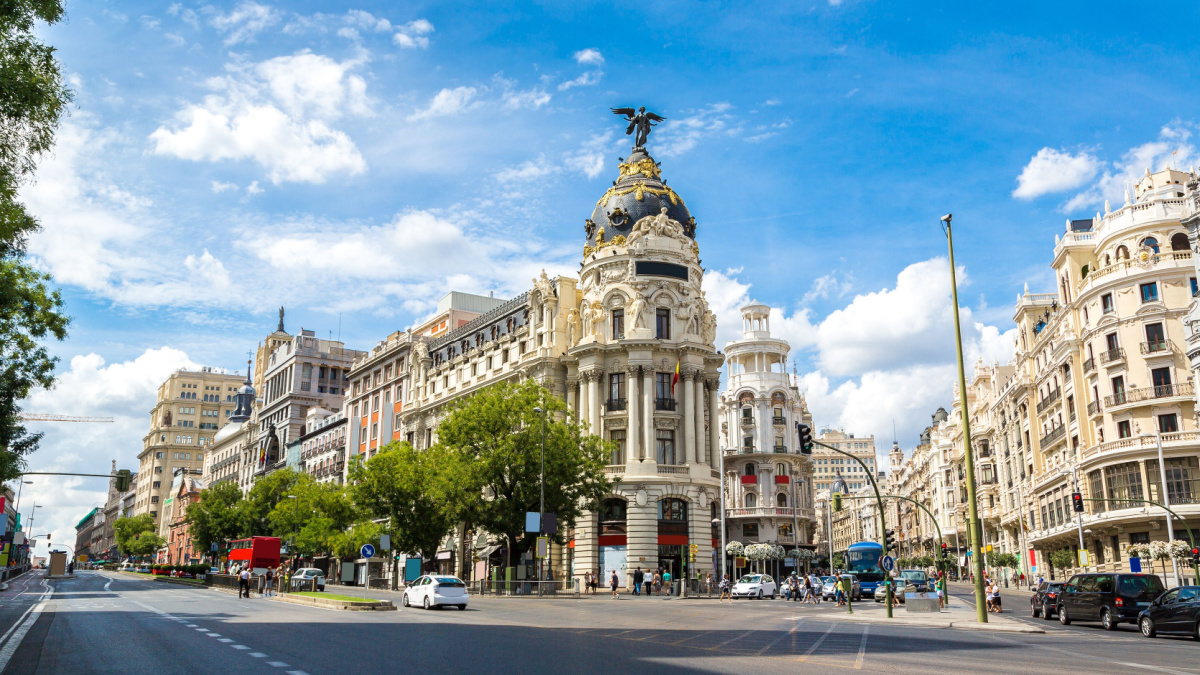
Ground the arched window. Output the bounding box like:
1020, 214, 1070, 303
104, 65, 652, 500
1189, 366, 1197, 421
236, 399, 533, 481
1116, 245, 1129, 260
1172, 233, 1190, 251
744, 463, 757, 476
1142, 237, 1159, 253
745, 493, 757, 508
777, 493, 788, 507
776, 462, 787, 476
659, 498, 687, 521
1105, 254, 1111, 266
600, 498, 627, 526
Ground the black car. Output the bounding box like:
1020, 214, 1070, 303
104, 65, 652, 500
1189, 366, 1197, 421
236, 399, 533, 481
1138, 586, 1200, 639
1058, 573, 1167, 630
1030, 581, 1066, 618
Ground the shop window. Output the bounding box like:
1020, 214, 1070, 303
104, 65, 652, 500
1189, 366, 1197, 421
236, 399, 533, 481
658, 497, 687, 521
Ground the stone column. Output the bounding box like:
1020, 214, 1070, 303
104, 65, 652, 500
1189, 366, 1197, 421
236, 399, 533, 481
578, 375, 589, 432
709, 379, 721, 465
643, 370, 655, 462
758, 400, 771, 453
566, 378, 577, 420
682, 370, 695, 465
627, 367, 641, 463
695, 377, 706, 466
588, 373, 601, 437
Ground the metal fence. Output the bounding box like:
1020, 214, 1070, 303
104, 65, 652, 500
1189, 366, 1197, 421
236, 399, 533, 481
469, 579, 577, 596
209, 573, 263, 594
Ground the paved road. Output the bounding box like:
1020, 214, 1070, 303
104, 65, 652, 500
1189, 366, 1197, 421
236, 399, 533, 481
0, 571, 1194, 674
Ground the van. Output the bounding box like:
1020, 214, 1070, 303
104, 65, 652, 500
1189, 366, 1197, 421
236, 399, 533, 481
1058, 573, 1166, 630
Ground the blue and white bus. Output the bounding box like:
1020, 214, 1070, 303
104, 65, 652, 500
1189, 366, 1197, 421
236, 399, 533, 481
844, 541, 887, 595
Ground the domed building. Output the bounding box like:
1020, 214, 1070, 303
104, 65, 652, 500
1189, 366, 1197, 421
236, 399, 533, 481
718, 304, 816, 577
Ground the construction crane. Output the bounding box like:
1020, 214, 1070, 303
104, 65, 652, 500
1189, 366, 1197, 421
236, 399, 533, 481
17, 414, 115, 423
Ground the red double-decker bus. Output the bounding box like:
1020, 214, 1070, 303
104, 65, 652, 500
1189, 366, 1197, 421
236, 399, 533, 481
228, 537, 281, 573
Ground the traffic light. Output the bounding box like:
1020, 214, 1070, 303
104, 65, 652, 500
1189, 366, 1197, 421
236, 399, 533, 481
832, 493, 842, 512
1192, 548, 1199, 566
115, 469, 131, 492
885, 529, 897, 552
796, 423, 814, 455
1071, 492, 1084, 513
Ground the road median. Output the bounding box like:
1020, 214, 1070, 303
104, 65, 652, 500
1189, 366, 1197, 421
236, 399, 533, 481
272, 593, 396, 611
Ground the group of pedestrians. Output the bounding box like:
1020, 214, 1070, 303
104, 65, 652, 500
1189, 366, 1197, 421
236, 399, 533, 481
779, 572, 825, 604
233, 564, 291, 598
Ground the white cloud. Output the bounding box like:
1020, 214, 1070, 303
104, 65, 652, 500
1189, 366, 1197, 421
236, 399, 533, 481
573, 48, 604, 66
496, 156, 553, 183
803, 271, 854, 303
345, 9, 391, 32
209, 1, 279, 45
558, 71, 603, 91
150, 51, 369, 184
393, 19, 434, 48
211, 180, 238, 192
1012, 147, 1100, 199
406, 87, 477, 122
502, 87, 551, 110
654, 103, 733, 158
246, 180, 263, 195
21, 347, 199, 561
1061, 125, 1196, 213
563, 132, 615, 179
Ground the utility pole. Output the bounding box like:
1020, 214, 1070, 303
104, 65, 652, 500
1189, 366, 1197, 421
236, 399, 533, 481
1068, 467, 1087, 570
943, 213, 988, 623
533, 406, 547, 598
1154, 431, 1181, 586
1016, 484, 1030, 582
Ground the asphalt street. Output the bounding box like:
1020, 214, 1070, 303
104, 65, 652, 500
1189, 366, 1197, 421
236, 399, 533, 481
0, 572, 1194, 674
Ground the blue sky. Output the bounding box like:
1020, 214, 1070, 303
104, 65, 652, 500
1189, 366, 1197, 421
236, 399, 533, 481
16, 0, 1200, 551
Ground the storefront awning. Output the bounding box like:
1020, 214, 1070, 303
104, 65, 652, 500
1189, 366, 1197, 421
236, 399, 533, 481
475, 545, 500, 561
436, 550, 453, 560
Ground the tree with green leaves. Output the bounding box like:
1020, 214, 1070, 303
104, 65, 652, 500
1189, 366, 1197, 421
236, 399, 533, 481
0, 0, 72, 481
185, 481, 247, 558
240, 468, 311, 536
434, 379, 613, 569
268, 479, 363, 558
350, 441, 455, 579
1048, 549, 1075, 577
113, 514, 164, 559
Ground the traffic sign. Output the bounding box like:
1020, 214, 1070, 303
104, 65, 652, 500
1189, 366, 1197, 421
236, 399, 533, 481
881, 555, 895, 572
1129, 557, 1142, 573
360, 544, 376, 559
536, 537, 549, 559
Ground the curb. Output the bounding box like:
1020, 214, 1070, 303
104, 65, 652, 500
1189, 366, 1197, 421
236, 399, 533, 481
822, 612, 1044, 633
116, 571, 205, 588
272, 594, 396, 611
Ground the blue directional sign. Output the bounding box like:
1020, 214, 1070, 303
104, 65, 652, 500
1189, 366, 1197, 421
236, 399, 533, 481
360, 544, 376, 559
1129, 557, 1142, 573
881, 555, 895, 572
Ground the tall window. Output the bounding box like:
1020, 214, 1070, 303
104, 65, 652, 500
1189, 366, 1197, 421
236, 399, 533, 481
741, 406, 753, 420
611, 309, 624, 340
1105, 332, 1119, 352
1111, 375, 1125, 404
1101, 293, 1114, 313
1158, 413, 1179, 433
655, 308, 671, 339
1140, 282, 1159, 303
745, 493, 757, 508
656, 429, 676, 464
776, 492, 788, 507
1088, 470, 1105, 514
655, 372, 674, 410
1172, 233, 1190, 251
609, 372, 625, 404
658, 497, 687, 521
743, 435, 754, 451
1145, 323, 1166, 350
744, 463, 757, 476
1117, 420, 1131, 439
1104, 462, 1144, 503
1147, 456, 1198, 504
1152, 367, 1173, 394
609, 430, 626, 465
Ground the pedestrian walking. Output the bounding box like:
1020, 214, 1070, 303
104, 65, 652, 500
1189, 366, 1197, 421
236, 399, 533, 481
584, 571, 592, 595
239, 568, 251, 598
808, 572, 821, 604
643, 572, 653, 597
719, 574, 731, 603
610, 570, 619, 599
653, 570, 662, 596
264, 568, 274, 597
662, 569, 672, 596
633, 567, 644, 596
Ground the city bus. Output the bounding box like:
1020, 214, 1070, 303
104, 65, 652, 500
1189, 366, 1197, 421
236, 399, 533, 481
228, 537, 281, 574
844, 541, 886, 595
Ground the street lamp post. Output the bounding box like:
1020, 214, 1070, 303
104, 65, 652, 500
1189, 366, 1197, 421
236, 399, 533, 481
533, 406, 547, 598
1154, 431, 1182, 586
942, 213, 988, 623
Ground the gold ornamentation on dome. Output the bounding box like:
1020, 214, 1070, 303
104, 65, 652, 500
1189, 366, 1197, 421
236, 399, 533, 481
618, 158, 661, 180
583, 244, 594, 257
596, 181, 685, 208
610, 235, 627, 247
691, 241, 699, 257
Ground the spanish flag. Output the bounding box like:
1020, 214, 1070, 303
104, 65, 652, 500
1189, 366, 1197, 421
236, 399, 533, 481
671, 358, 680, 391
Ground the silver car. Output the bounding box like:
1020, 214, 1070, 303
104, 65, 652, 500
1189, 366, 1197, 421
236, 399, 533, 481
821, 574, 862, 601
874, 578, 909, 603
292, 567, 326, 591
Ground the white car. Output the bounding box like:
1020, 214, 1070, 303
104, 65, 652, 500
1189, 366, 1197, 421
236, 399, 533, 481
293, 568, 326, 591
731, 574, 777, 599
403, 575, 469, 610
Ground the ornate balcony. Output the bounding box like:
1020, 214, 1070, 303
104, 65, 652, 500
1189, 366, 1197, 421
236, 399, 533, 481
1104, 382, 1194, 408
606, 398, 626, 412
1036, 388, 1061, 415
1140, 340, 1171, 355
1083, 357, 1095, 373
1087, 400, 1101, 416
1098, 347, 1125, 366
727, 506, 796, 519
655, 398, 676, 411
772, 416, 785, 426
1040, 424, 1066, 448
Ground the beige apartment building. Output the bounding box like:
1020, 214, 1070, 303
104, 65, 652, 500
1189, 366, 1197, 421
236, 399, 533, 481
812, 428, 877, 495
136, 367, 243, 529
888, 167, 1200, 584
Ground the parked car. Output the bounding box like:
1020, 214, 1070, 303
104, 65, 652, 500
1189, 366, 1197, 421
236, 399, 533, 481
898, 570, 930, 592
1030, 581, 1066, 618
119, 562, 136, 572
874, 578, 911, 603
1058, 573, 1167, 630
732, 574, 777, 599
403, 575, 469, 610
1138, 586, 1200, 639
292, 568, 326, 591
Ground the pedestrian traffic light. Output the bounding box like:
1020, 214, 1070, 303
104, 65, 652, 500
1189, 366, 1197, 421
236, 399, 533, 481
941, 542, 948, 558
885, 529, 896, 552
1071, 492, 1084, 513
796, 423, 814, 455
115, 469, 131, 492
832, 493, 842, 512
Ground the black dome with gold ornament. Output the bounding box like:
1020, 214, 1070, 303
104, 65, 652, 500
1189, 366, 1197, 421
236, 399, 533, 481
584, 147, 694, 256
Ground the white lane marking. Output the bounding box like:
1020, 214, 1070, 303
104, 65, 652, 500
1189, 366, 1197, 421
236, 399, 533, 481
714, 629, 756, 648
286, 671, 311, 675
232, 645, 250, 650
185, 624, 198, 628
249, 653, 268, 658
104, 580, 112, 591
267, 662, 290, 668
195, 628, 209, 633
206, 633, 221, 638
795, 623, 836, 662
0, 576, 55, 672
755, 621, 802, 656
1115, 662, 1200, 675
854, 625, 869, 670
218, 638, 234, 643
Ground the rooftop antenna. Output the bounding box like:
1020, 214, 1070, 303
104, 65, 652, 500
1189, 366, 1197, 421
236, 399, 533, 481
892, 420, 898, 444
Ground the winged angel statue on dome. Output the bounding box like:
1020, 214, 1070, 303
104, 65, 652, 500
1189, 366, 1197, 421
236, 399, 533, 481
611, 106, 666, 149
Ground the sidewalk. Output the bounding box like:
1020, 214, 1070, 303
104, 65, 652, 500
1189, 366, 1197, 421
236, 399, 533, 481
816, 596, 1043, 633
